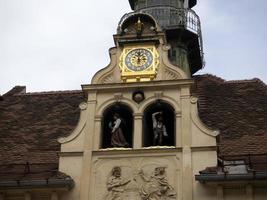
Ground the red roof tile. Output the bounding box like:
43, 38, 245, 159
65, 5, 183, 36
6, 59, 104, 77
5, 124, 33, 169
1, 74, 267, 181
194, 74, 267, 157
0, 88, 84, 182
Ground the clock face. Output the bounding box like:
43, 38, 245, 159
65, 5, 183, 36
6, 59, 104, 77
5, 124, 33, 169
125, 48, 153, 71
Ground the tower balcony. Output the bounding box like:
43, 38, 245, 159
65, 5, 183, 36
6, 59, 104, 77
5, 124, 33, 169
118, 7, 205, 73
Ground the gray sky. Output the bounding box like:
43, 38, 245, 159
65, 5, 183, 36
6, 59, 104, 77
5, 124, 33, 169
0, 0, 267, 94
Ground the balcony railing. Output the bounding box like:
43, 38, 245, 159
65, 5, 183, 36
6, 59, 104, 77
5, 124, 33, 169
118, 7, 204, 67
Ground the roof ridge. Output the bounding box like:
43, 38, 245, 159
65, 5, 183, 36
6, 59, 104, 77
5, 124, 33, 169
194, 74, 226, 82
225, 78, 264, 84
15, 90, 83, 96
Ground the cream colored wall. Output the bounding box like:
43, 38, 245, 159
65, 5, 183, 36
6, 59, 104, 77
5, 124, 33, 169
58, 79, 220, 200
192, 151, 218, 200
58, 31, 219, 200
211, 185, 267, 200
59, 156, 83, 200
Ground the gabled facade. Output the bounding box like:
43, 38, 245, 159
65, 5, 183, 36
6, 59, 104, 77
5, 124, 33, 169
0, 1, 267, 200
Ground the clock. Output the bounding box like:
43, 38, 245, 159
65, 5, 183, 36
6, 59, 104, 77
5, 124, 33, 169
119, 45, 159, 82
125, 48, 153, 72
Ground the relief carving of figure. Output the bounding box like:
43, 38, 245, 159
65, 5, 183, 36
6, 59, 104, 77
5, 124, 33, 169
109, 113, 129, 147
139, 167, 176, 200
152, 112, 168, 146
105, 166, 131, 200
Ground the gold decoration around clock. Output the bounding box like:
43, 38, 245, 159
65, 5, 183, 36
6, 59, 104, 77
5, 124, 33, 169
119, 45, 159, 83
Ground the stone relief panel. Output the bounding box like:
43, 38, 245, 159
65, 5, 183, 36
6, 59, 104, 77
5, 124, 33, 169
138, 166, 176, 199
91, 155, 180, 200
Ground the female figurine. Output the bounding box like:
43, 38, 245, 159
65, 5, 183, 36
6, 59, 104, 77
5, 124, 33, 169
109, 113, 129, 147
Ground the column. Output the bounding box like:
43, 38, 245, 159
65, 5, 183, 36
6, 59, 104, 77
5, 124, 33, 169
133, 113, 143, 149
175, 111, 182, 147
24, 192, 31, 200
217, 185, 224, 200
181, 86, 193, 200
80, 91, 97, 200
93, 116, 102, 150
246, 184, 253, 200
51, 192, 58, 200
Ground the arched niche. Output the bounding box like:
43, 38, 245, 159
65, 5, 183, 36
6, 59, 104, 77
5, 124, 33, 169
101, 103, 133, 148
143, 101, 175, 147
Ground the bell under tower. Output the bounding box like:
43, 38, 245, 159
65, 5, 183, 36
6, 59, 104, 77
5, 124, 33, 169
128, 0, 204, 75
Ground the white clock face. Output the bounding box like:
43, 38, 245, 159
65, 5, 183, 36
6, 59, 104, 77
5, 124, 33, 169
125, 48, 153, 71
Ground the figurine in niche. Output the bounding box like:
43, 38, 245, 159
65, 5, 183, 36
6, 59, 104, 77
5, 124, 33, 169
109, 113, 129, 147
139, 167, 176, 200
152, 111, 168, 146
105, 166, 131, 200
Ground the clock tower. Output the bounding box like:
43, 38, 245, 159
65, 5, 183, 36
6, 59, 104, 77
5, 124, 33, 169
59, 1, 218, 200
96, 0, 204, 83
128, 0, 204, 75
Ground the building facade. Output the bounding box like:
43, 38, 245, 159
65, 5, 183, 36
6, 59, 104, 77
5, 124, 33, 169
1, 0, 267, 200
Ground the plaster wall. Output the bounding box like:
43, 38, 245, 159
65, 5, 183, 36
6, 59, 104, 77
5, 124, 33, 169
59, 156, 83, 200
58, 79, 218, 200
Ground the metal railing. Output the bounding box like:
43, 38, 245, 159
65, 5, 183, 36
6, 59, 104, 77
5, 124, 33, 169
133, 0, 184, 10
118, 7, 204, 67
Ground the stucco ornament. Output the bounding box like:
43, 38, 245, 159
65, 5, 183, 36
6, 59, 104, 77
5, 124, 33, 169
139, 167, 176, 199
105, 167, 131, 200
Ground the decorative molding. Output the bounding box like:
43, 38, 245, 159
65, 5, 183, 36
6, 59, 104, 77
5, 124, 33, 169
109, 47, 117, 55
58, 102, 87, 144
93, 147, 182, 156
163, 44, 171, 51
79, 102, 88, 110
114, 93, 123, 102
190, 96, 198, 104
101, 74, 114, 84
91, 48, 118, 84
165, 68, 180, 80
191, 146, 217, 152
190, 98, 219, 137
134, 113, 143, 120
59, 151, 84, 157
175, 111, 182, 117
95, 115, 102, 122
154, 91, 163, 99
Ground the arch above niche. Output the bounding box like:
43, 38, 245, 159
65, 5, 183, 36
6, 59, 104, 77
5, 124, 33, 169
101, 103, 134, 149
139, 92, 181, 114
96, 95, 138, 117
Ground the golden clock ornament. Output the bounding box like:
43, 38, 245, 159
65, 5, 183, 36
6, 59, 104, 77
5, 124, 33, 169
119, 45, 159, 82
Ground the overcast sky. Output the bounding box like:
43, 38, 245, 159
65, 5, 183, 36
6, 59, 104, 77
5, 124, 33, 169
0, 0, 267, 94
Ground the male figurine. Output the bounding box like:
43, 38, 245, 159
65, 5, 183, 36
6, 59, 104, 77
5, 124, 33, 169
152, 111, 168, 146
109, 113, 129, 147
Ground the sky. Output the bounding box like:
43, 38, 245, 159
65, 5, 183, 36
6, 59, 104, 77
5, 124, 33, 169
0, 0, 267, 94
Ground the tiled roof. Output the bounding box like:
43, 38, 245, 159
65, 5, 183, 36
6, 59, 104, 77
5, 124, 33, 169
194, 74, 267, 157
0, 86, 84, 183
0, 74, 267, 182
